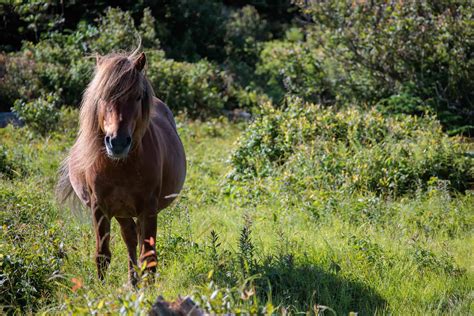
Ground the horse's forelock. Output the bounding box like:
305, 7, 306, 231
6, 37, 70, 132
96, 56, 142, 102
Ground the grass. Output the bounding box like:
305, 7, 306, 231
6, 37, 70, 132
0, 115, 473, 315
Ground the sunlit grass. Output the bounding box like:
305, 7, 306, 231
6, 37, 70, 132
0, 118, 472, 314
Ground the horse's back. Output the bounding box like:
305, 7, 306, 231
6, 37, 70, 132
154, 98, 177, 130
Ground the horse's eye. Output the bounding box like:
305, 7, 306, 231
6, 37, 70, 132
136, 95, 142, 101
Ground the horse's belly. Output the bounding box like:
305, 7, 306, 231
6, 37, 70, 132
98, 186, 156, 218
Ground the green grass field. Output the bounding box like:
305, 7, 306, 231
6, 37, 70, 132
1, 115, 473, 315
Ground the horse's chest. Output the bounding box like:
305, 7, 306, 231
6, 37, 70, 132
92, 169, 158, 218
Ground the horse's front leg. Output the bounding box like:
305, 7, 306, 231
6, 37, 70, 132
116, 217, 138, 285
137, 214, 157, 274
92, 208, 111, 281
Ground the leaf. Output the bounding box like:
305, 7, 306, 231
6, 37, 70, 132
97, 299, 105, 309
71, 277, 83, 292
146, 261, 157, 268
145, 237, 155, 247
139, 250, 156, 260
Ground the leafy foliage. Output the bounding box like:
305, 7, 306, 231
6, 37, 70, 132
1, 2, 473, 314
230, 97, 473, 196
92, 7, 158, 54
297, 0, 474, 134
12, 93, 60, 135
147, 53, 226, 117
0, 119, 472, 314
3, 2, 472, 132
257, 36, 333, 104
223, 5, 270, 86
2, 6, 263, 118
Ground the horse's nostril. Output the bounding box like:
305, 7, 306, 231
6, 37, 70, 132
126, 136, 131, 145
105, 136, 111, 145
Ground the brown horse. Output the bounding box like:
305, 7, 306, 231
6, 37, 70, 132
57, 51, 186, 284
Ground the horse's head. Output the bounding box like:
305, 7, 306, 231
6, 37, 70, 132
91, 52, 152, 159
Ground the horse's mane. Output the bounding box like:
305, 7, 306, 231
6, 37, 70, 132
57, 51, 155, 204
76, 51, 154, 171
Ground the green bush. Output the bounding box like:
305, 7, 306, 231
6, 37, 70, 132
147, 53, 228, 117
376, 92, 427, 117
0, 53, 44, 111
225, 5, 269, 59
91, 7, 160, 54
0, 55, 19, 110
12, 93, 60, 135
297, 1, 474, 134
224, 5, 270, 85
229, 97, 473, 196
21, 4, 159, 104
257, 38, 333, 104
6, 0, 65, 43
2, 7, 156, 108
2, 7, 246, 117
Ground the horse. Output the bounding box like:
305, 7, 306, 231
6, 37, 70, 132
57, 51, 186, 285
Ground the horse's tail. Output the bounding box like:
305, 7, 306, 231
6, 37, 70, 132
56, 158, 86, 217
56, 157, 75, 206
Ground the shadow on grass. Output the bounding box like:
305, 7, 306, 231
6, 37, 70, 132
244, 254, 387, 314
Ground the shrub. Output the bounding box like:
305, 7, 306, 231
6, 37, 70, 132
229, 97, 473, 196
20, 40, 94, 106
224, 5, 270, 84
147, 53, 227, 117
5, 0, 65, 43
0, 53, 44, 111
376, 92, 427, 117
12, 93, 60, 135
257, 38, 333, 104
57, 107, 79, 136
2, 7, 157, 109
2, 7, 248, 117
91, 7, 155, 54
296, 1, 474, 134
225, 5, 269, 55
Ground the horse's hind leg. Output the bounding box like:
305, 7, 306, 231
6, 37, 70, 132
137, 214, 157, 274
93, 208, 111, 281
116, 217, 138, 285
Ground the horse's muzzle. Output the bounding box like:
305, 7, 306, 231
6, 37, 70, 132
105, 135, 132, 158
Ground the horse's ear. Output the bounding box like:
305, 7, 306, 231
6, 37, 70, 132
96, 54, 103, 66
134, 52, 146, 72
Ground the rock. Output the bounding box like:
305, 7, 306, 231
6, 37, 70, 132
223, 109, 252, 122
149, 296, 204, 316
0, 112, 22, 128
